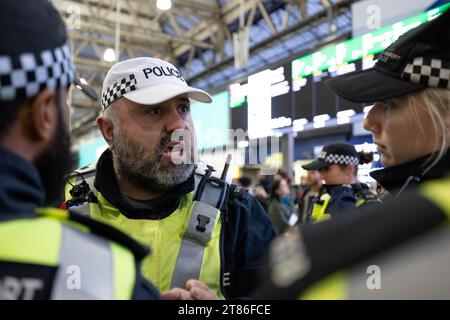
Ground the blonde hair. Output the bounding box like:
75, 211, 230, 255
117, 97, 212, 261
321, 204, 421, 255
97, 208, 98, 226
405, 87, 450, 175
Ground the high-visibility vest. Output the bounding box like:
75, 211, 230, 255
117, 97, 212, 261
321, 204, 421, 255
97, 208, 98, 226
310, 193, 331, 223
65, 164, 224, 298
0, 208, 149, 300
310, 187, 380, 223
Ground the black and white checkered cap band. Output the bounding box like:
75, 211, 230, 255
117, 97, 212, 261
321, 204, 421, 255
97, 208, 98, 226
101, 74, 137, 111
0, 42, 75, 101
402, 57, 450, 90
319, 152, 359, 166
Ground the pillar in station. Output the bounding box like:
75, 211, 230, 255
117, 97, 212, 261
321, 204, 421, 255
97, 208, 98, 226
280, 133, 294, 179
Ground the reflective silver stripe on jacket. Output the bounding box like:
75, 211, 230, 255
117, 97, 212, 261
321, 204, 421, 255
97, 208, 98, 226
51, 225, 114, 299
69, 202, 91, 217
170, 200, 220, 289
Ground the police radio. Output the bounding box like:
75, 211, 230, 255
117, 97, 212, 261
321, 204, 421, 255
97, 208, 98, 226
194, 155, 232, 211
66, 172, 97, 208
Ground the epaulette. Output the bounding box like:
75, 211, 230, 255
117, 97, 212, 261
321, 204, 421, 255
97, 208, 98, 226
228, 184, 252, 201
35, 208, 150, 261
357, 188, 381, 203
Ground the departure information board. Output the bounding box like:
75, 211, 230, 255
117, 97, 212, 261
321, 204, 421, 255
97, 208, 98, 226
228, 4, 450, 131
292, 4, 450, 80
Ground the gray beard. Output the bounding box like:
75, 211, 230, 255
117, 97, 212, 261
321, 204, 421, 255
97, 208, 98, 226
112, 127, 195, 192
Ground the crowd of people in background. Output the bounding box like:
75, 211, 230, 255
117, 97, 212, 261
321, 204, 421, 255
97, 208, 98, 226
233, 143, 380, 234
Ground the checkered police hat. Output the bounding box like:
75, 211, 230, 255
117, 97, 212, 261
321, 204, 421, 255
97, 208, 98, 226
0, 0, 97, 102
101, 57, 212, 111
302, 142, 360, 170
327, 8, 450, 103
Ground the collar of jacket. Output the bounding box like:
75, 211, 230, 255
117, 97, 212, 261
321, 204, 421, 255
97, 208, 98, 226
0, 147, 45, 214
350, 183, 369, 192
322, 184, 352, 194
94, 149, 195, 220
370, 150, 450, 195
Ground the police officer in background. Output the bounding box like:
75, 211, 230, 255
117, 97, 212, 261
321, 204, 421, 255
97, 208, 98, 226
296, 170, 322, 224
0, 0, 162, 300
64, 57, 276, 299
253, 7, 450, 299
302, 142, 379, 223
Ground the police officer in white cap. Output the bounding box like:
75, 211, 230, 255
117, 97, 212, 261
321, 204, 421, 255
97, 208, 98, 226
64, 57, 276, 299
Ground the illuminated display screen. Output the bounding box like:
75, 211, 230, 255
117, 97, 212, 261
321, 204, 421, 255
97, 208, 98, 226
191, 90, 229, 150
292, 4, 450, 80
228, 66, 293, 136
229, 66, 290, 109
230, 101, 248, 131
227, 4, 450, 132
78, 136, 107, 168
229, 82, 247, 109
293, 56, 372, 120
247, 69, 273, 139
272, 62, 293, 120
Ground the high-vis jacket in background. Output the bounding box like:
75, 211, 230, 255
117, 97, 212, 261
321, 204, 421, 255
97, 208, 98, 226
309, 184, 380, 223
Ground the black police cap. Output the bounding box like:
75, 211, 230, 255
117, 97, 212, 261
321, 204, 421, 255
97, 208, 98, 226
302, 142, 360, 170
326, 8, 450, 103
0, 0, 97, 101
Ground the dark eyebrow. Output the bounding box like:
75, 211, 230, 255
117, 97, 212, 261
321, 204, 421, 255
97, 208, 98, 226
179, 97, 190, 104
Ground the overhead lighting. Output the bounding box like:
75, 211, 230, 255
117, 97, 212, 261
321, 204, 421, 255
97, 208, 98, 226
103, 48, 116, 62
313, 121, 326, 129
237, 141, 249, 149
337, 117, 350, 125
273, 131, 283, 138
336, 110, 355, 125
157, 0, 172, 10
270, 117, 292, 129
313, 114, 330, 123
329, 23, 337, 33
75, 78, 86, 90
337, 109, 356, 118
313, 114, 329, 128
293, 118, 308, 126
293, 118, 307, 132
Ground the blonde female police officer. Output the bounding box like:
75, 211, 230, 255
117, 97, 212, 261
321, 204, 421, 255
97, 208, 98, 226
253, 7, 450, 299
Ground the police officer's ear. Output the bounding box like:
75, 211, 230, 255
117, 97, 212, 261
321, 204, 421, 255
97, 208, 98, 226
21, 88, 59, 144
96, 114, 114, 149
344, 164, 356, 177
